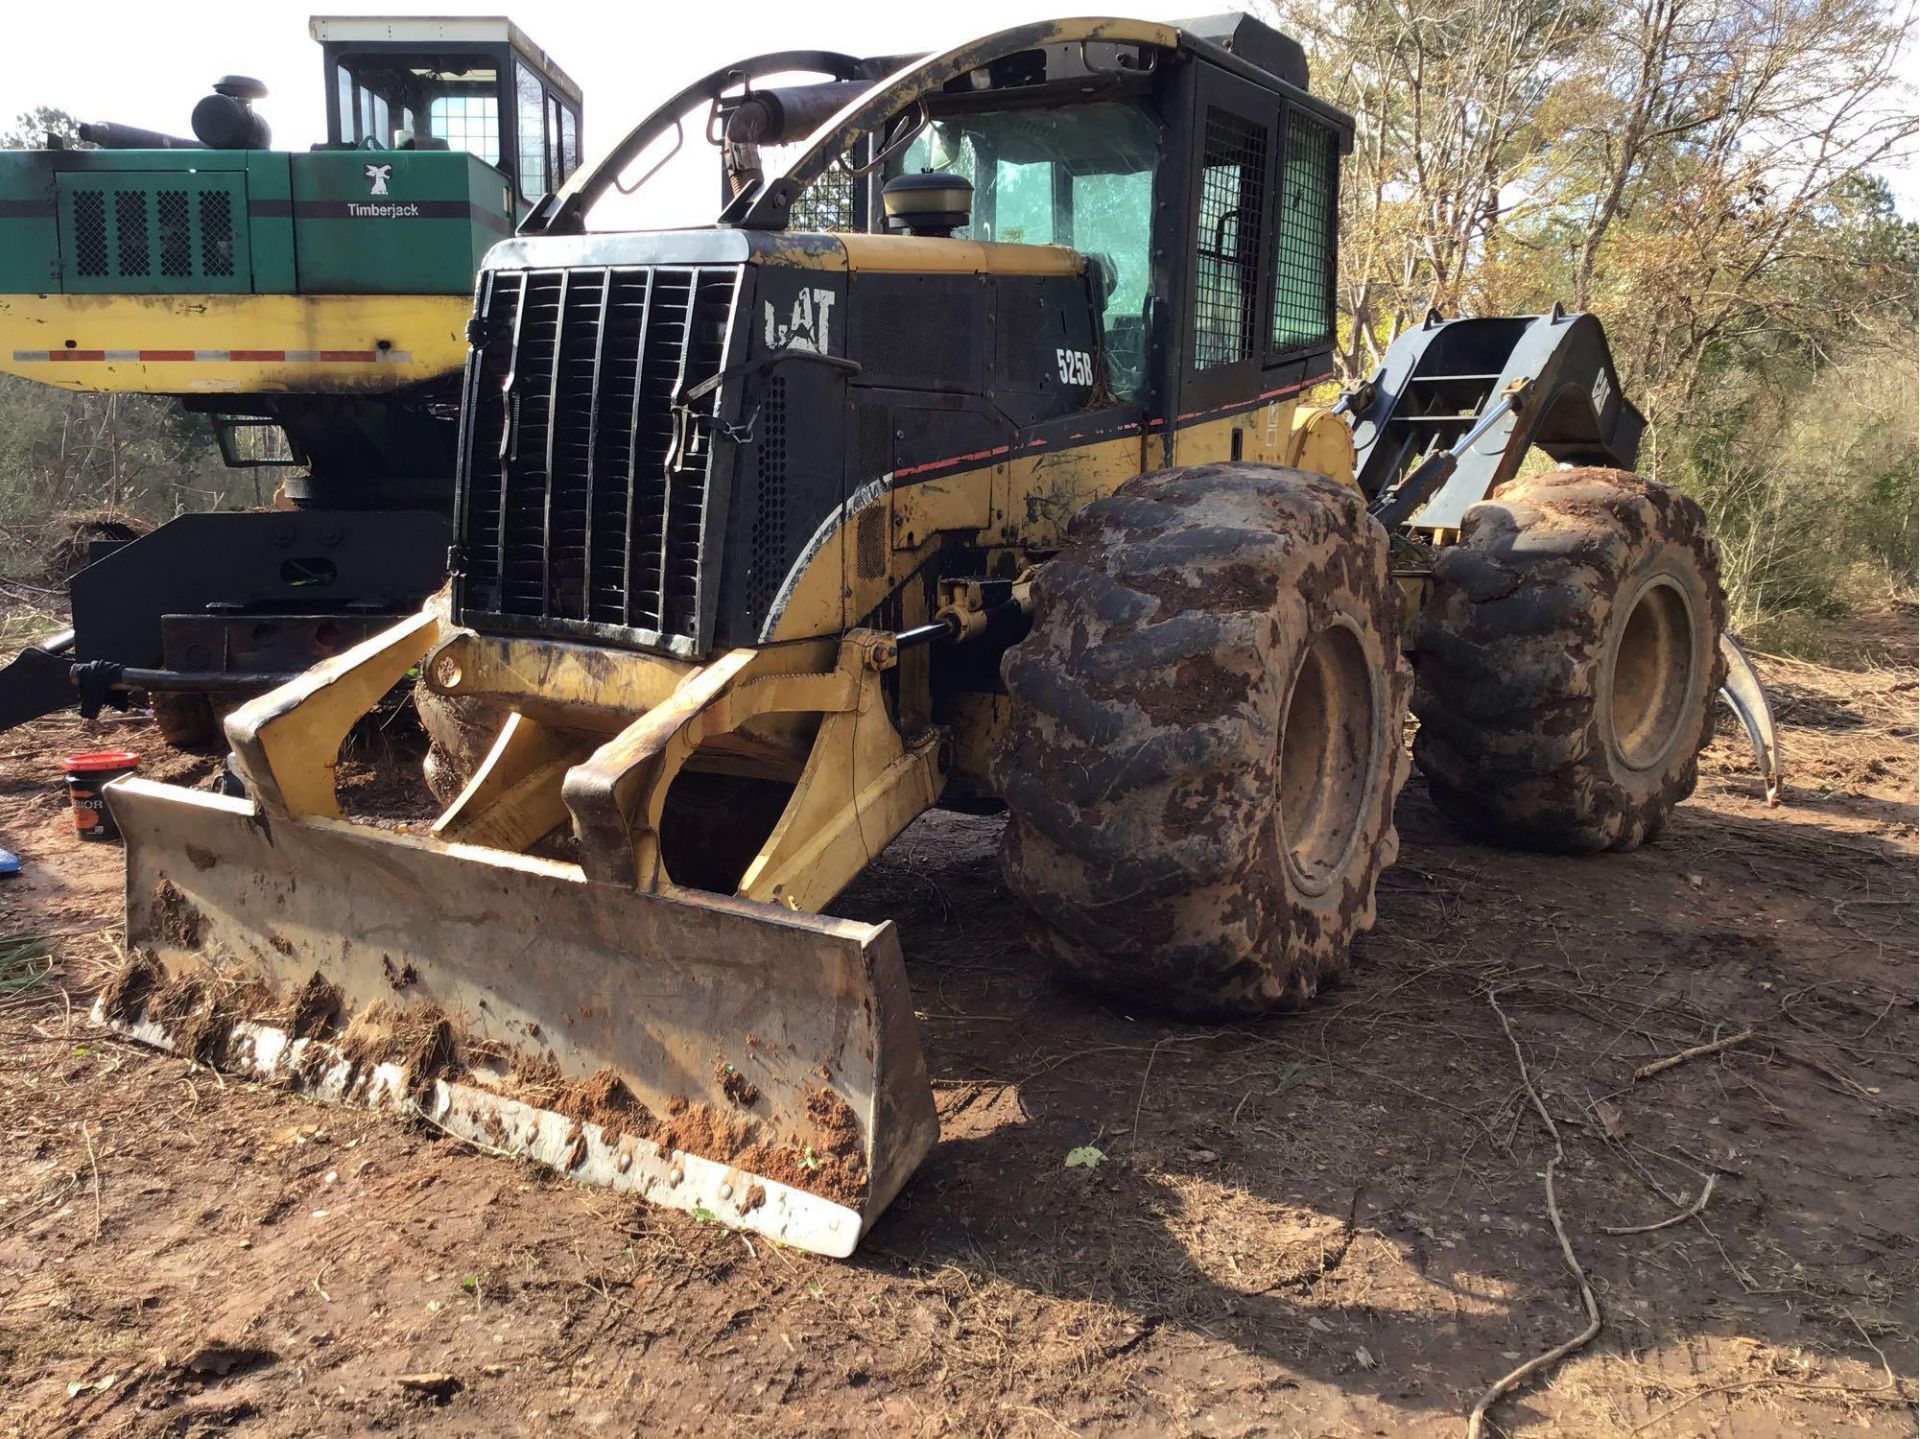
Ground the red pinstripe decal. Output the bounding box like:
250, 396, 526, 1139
13, 348, 410, 364
892, 444, 1012, 480
885, 373, 1335, 484
1173, 373, 1331, 423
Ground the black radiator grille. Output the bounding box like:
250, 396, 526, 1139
456, 263, 742, 655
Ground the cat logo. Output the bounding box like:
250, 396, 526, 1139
1591, 367, 1612, 415
364, 164, 393, 196
764, 288, 836, 355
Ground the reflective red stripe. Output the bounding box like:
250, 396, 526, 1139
19, 348, 401, 362
893, 445, 1011, 479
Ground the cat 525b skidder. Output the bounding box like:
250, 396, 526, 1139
95, 15, 1781, 1256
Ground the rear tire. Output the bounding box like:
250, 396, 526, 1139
1411, 467, 1726, 853
992, 464, 1411, 1016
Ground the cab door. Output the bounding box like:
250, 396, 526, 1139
1165, 65, 1280, 466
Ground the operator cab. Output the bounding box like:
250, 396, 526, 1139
313, 15, 584, 212
532, 16, 1347, 420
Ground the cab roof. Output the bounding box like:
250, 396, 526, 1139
308, 15, 582, 103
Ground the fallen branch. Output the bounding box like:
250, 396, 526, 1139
1601, 1174, 1718, 1236
1257, 1184, 1366, 1296
1467, 992, 1602, 1439
79, 1122, 103, 1239
1632, 1027, 1756, 1082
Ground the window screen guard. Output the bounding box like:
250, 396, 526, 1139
1272, 108, 1337, 355
1191, 106, 1270, 370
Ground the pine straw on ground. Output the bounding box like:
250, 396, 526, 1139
0, 639, 1912, 1437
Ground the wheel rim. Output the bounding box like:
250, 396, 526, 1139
1278, 620, 1378, 897
1609, 576, 1696, 770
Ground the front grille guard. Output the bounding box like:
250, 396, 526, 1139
453, 263, 745, 658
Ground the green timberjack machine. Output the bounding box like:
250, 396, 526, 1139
0, 16, 582, 741
94, 15, 1782, 1256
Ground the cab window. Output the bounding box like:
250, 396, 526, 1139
428, 91, 502, 166
516, 62, 547, 201
893, 101, 1160, 398
1272, 109, 1338, 354
516, 60, 585, 203
333, 55, 501, 165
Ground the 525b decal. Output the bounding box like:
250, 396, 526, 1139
1055, 348, 1094, 386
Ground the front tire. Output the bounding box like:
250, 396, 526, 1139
150, 693, 220, 749
992, 464, 1411, 1016
1411, 467, 1726, 853
414, 688, 506, 806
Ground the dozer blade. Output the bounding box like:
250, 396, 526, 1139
98, 777, 939, 1257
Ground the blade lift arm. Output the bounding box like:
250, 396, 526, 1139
219, 606, 949, 914
109, 607, 949, 1256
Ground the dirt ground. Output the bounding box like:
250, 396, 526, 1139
0, 611, 1914, 1437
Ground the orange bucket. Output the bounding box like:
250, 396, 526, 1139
62, 750, 140, 841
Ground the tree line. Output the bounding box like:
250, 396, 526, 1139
1270, 0, 1918, 644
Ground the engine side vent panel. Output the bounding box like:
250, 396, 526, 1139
56, 175, 251, 292
198, 191, 236, 277
157, 191, 192, 277
748, 376, 789, 621
71, 190, 108, 276
855, 504, 887, 579
850, 275, 979, 389
114, 191, 150, 276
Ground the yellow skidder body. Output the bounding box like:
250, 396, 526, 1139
95, 15, 1772, 1256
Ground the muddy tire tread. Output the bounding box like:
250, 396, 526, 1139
993, 463, 1412, 1016
1411, 467, 1728, 854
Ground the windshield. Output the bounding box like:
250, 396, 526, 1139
890, 100, 1161, 398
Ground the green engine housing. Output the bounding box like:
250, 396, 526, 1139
0, 146, 509, 298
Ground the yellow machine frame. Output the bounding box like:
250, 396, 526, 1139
0, 291, 471, 393
92, 14, 1388, 1259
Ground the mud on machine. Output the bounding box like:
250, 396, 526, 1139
95, 15, 1780, 1256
